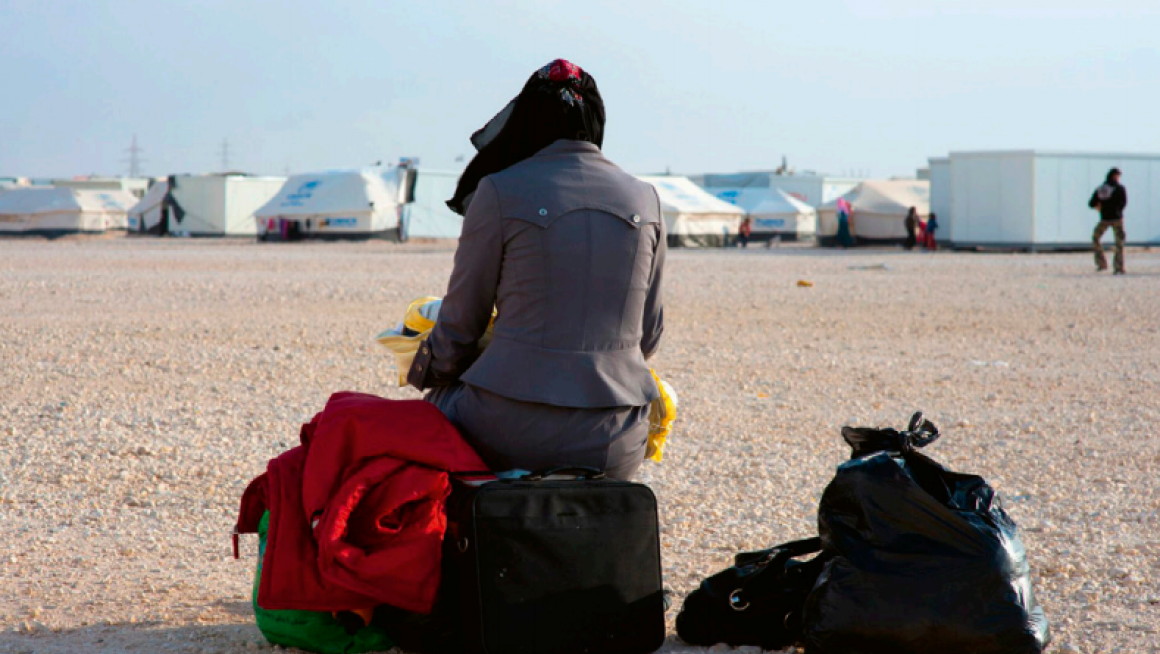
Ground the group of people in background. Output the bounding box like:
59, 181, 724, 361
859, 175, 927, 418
735, 168, 1126, 266
903, 207, 938, 251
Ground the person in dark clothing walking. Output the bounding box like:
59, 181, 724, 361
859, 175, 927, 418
738, 217, 752, 248
1089, 168, 1127, 274
903, 206, 918, 250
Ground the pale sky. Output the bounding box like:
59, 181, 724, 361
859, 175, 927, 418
2, 0, 1158, 179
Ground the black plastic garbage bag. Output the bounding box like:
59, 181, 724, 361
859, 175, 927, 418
802, 413, 1050, 654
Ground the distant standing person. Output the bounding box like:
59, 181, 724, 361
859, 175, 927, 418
925, 212, 939, 250
835, 197, 854, 248
1089, 168, 1127, 274
903, 207, 918, 250
738, 217, 752, 248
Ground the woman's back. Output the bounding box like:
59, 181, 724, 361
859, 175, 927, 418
410, 59, 664, 479
455, 139, 664, 407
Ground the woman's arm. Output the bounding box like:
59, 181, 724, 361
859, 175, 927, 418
407, 178, 503, 389
641, 201, 666, 361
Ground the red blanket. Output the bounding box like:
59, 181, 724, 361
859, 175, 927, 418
235, 392, 488, 614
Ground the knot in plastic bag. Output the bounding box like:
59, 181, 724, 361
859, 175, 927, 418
839, 411, 940, 459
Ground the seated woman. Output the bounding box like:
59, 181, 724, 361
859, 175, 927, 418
407, 60, 665, 481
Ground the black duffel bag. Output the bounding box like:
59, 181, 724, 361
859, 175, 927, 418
676, 537, 830, 650
802, 412, 1051, 654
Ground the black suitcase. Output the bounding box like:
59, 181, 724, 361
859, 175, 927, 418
446, 467, 666, 654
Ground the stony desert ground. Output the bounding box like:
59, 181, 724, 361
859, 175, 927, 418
1, 238, 1158, 654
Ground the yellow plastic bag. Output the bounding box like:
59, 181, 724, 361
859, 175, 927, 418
375, 297, 441, 386
646, 370, 679, 463
376, 297, 494, 387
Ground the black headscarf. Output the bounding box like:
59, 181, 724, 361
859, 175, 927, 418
447, 59, 605, 215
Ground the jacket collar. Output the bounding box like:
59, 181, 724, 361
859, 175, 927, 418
532, 139, 603, 159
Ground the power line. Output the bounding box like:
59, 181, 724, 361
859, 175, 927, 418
123, 134, 144, 177
219, 138, 230, 171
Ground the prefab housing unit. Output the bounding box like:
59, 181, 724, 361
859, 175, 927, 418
395, 168, 464, 239
166, 174, 286, 237
943, 151, 1160, 249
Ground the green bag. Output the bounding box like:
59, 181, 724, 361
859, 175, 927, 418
254, 511, 395, 654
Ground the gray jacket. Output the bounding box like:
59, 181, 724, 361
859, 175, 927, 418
408, 139, 665, 408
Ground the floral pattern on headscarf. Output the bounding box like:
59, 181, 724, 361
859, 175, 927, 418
539, 59, 585, 105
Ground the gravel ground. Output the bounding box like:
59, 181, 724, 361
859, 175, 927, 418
1, 238, 1157, 654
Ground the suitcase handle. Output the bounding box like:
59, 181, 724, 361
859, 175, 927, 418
526, 466, 607, 481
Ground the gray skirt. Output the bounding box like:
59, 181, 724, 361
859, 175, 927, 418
425, 383, 649, 481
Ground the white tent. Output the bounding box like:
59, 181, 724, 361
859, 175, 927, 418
817, 180, 930, 244
638, 176, 745, 247
53, 177, 150, 199
395, 168, 463, 239
255, 170, 399, 240
127, 181, 168, 234
746, 190, 817, 240
165, 175, 286, 236
696, 172, 862, 207
0, 187, 135, 235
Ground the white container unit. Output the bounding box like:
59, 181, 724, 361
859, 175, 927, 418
945, 151, 1160, 249
167, 175, 286, 236
396, 168, 464, 239
928, 157, 952, 240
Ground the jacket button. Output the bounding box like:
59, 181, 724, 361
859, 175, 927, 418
538, 208, 548, 216
632, 214, 641, 223
421, 347, 429, 355
415, 364, 423, 371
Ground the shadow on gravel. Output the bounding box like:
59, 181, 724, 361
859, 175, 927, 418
0, 623, 259, 654
214, 600, 255, 618
0, 627, 730, 654
0, 624, 769, 654
1052, 271, 1160, 278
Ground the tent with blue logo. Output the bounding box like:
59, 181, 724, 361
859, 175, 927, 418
746, 190, 817, 241
638, 176, 745, 247
255, 170, 399, 241
0, 187, 135, 236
